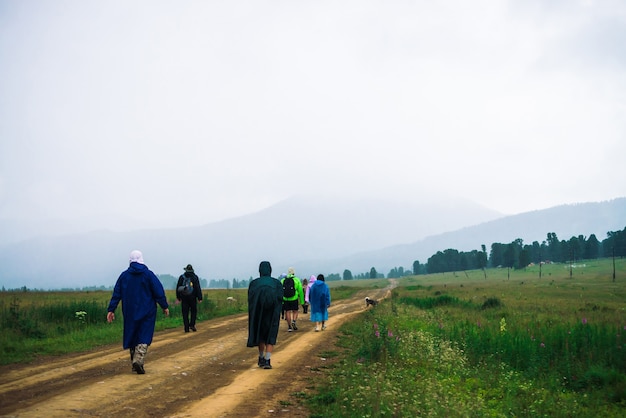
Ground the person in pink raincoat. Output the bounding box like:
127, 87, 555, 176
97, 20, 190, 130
304, 274, 316, 312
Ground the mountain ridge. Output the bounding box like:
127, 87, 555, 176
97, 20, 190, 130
0, 196, 623, 289
303, 198, 626, 276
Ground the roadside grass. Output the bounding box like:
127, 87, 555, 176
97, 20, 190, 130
0, 284, 360, 365
307, 258, 626, 417
3, 258, 625, 415
0, 288, 251, 364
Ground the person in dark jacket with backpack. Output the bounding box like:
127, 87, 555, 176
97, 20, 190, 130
247, 261, 283, 369
176, 264, 203, 332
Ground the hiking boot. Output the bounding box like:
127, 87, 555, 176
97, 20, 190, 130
258, 356, 265, 367
314, 326, 320, 332
263, 359, 272, 369
291, 321, 298, 330
322, 324, 327, 330
190, 326, 197, 332
132, 362, 145, 375
287, 327, 293, 332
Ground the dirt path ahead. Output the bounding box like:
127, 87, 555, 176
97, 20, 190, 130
0, 284, 393, 417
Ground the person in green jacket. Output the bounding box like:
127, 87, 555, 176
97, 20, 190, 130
281, 267, 304, 332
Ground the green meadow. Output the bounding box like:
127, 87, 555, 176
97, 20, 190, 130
0, 288, 249, 364
0, 285, 359, 365
308, 258, 626, 417
2, 258, 625, 416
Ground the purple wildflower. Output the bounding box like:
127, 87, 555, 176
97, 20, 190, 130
582, 318, 587, 325
375, 330, 380, 338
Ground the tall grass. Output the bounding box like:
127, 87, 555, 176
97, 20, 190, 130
0, 285, 360, 365
0, 289, 248, 364
306, 258, 626, 417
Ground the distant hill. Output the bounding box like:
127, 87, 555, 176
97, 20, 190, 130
0, 195, 501, 289
0, 196, 624, 290
309, 198, 626, 276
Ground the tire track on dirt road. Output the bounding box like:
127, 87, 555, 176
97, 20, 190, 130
0, 282, 394, 417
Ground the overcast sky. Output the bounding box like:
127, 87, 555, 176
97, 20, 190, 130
1, 0, 625, 231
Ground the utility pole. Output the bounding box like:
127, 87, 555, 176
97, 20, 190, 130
613, 246, 616, 282
569, 248, 573, 278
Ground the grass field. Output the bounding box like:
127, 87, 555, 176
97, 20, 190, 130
0, 284, 360, 365
306, 258, 626, 417
2, 258, 625, 416
0, 288, 250, 364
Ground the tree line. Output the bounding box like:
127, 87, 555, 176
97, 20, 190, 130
188, 226, 626, 286
5, 227, 623, 292
423, 226, 626, 274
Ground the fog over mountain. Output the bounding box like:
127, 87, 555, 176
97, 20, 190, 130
0, 196, 624, 290
310, 198, 626, 276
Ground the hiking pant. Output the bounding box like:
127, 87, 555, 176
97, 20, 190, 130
130, 343, 148, 366
181, 298, 198, 331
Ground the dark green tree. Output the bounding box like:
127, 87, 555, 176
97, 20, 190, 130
343, 269, 353, 280
490, 243, 505, 267
478, 245, 487, 271
369, 267, 378, 279
568, 236, 582, 261
585, 234, 600, 259
427, 251, 446, 273
479, 245, 488, 279
547, 232, 562, 262
443, 248, 461, 272
518, 248, 531, 269
529, 241, 542, 264
412, 260, 421, 275
602, 228, 626, 257
504, 244, 516, 269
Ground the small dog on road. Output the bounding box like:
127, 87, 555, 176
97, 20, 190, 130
365, 297, 378, 308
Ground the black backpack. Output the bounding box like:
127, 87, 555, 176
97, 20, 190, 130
178, 275, 194, 296
283, 276, 296, 298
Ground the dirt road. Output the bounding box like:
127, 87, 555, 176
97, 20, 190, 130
0, 284, 392, 417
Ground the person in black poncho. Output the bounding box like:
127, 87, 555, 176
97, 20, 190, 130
247, 261, 284, 369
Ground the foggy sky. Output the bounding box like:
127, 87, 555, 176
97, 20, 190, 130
1, 0, 625, 232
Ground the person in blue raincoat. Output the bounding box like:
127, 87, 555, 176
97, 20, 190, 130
247, 261, 283, 369
309, 274, 331, 332
107, 250, 170, 374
